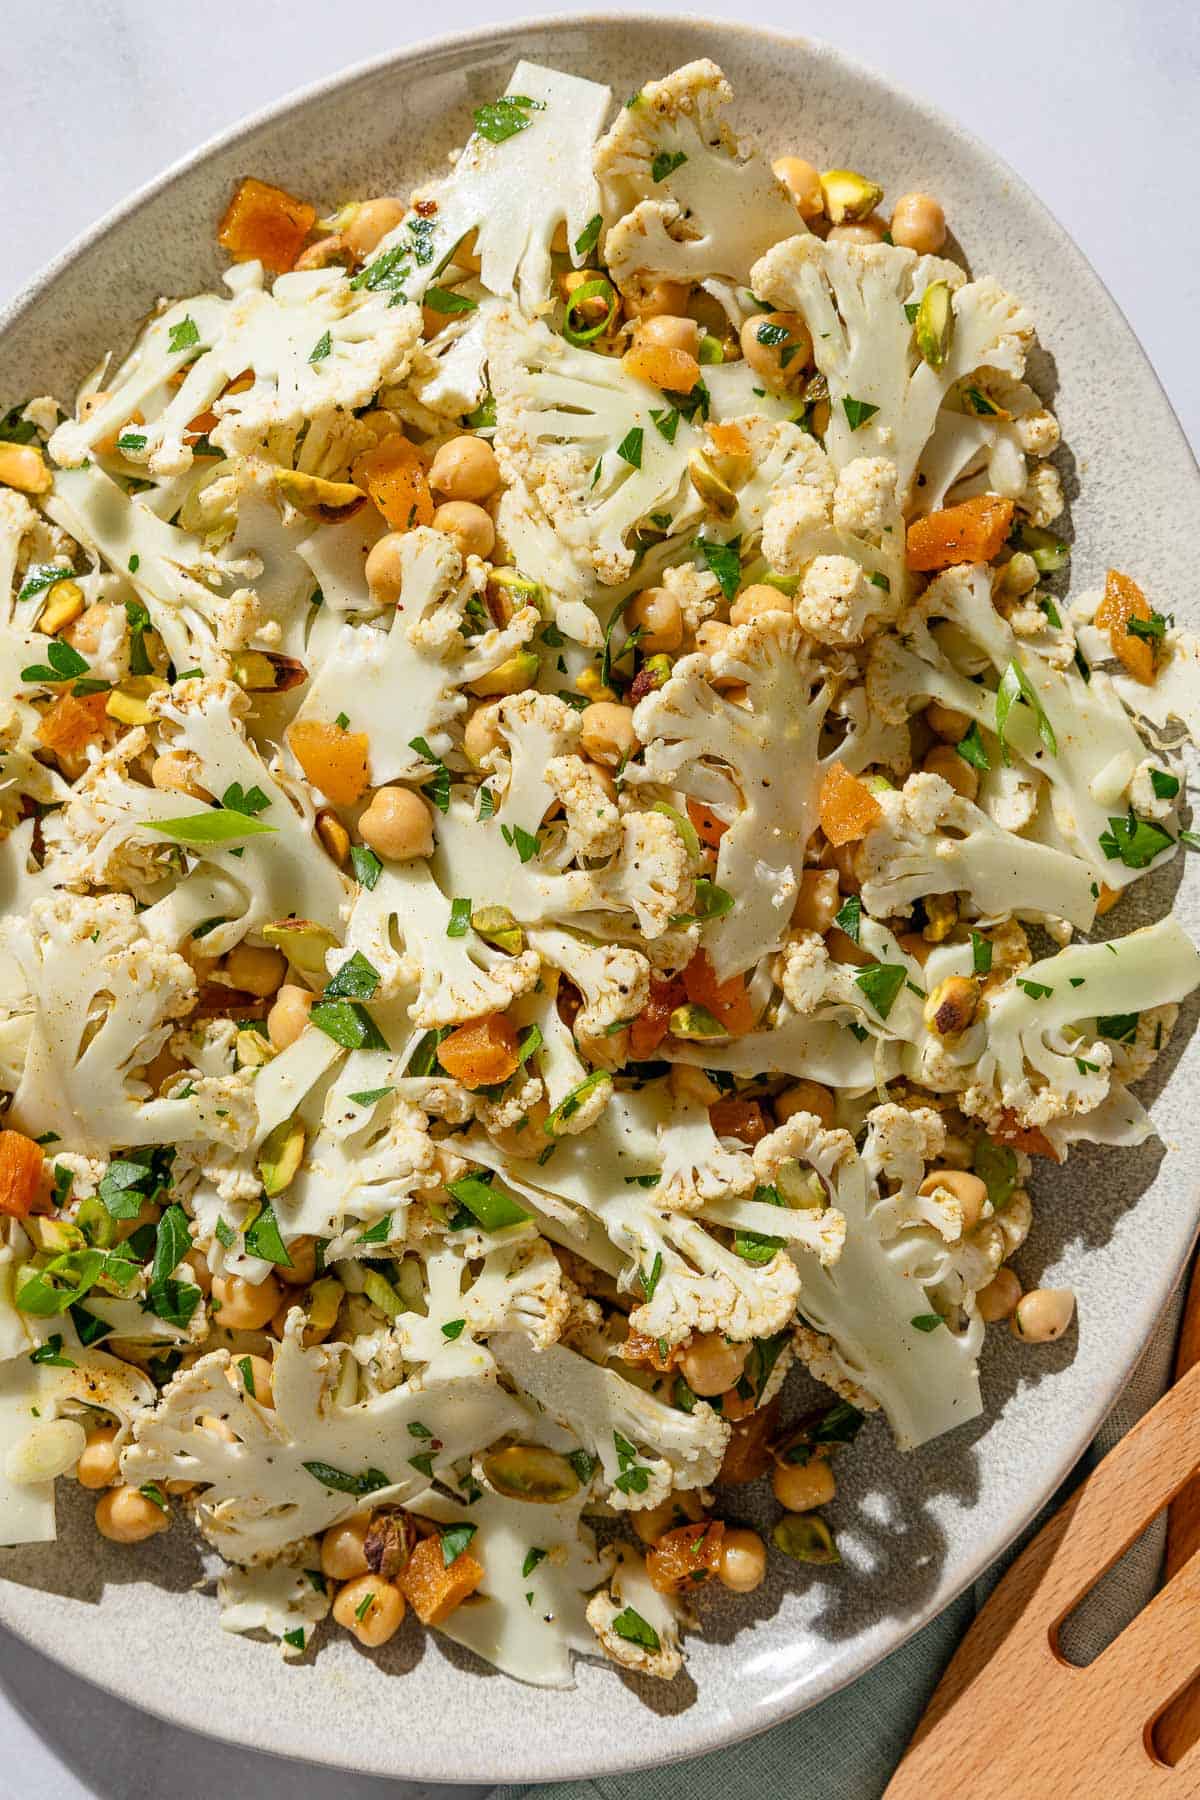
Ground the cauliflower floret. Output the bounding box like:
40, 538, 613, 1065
526, 927, 651, 1066
776, 931, 833, 1014
0, 892, 253, 1158
217, 1539, 332, 1658
795, 552, 882, 646
857, 772, 1097, 929
762, 481, 833, 568
595, 61, 802, 290
659, 561, 719, 634
586, 1545, 685, 1681
544, 754, 622, 858
1019, 462, 1065, 528
832, 455, 899, 537
490, 692, 582, 841
656, 1081, 755, 1213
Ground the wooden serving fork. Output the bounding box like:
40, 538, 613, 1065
886, 1263, 1200, 1796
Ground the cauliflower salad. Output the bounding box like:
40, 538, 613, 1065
0, 57, 1197, 1688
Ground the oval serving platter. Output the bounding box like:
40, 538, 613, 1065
0, 12, 1198, 1784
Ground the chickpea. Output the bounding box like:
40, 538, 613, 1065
321, 1512, 372, 1579
826, 216, 888, 245
922, 975, 980, 1039
95, 1485, 169, 1544
624, 586, 683, 654
277, 1235, 318, 1288
923, 742, 979, 802
462, 700, 504, 769
680, 1333, 750, 1398
896, 931, 932, 967
65, 600, 116, 656
890, 193, 947, 256
631, 1491, 704, 1545
918, 1168, 988, 1233
790, 868, 839, 935
730, 583, 792, 628
693, 619, 731, 660
1012, 1288, 1075, 1343
211, 1272, 283, 1331
772, 155, 824, 220
717, 1527, 768, 1593
623, 278, 691, 320
332, 1574, 406, 1647
222, 943, 286, 999
151, 750, 212, 802
295, 234, 348, 271
358, 786, 435, 861
925, 699, 971, 743
428, 435, 502, 504
774, 1079, 836, 1130
739, 310, 812, 390
186, 1249, 213, 1295
76, 1424, 120, 1490
635, 314, 701, 356
229, 1352, 275, 1406
578, 701, 637, 769
364, 532, 407, 606
432, 500, 495, 561
977, 1267, 1022, 1323
267, 983, 314, 1051
345, 197, 406, 260
772, 1456, 836, 1512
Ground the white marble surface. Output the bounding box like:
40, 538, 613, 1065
0, 1, 1195, 1793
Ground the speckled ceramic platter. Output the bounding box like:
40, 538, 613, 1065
1, 12, 1198, 1784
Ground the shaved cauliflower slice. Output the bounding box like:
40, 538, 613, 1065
586, 1544, 685, 1681
493, 1329, 727, 1511
217, 1538, 332, 1657
857, 771, 1099, 930
489, 309, 702, 585
596, 60, 802, 289
50, 269, 421, 478
296, 527, 537, 783
340, 856, 542, 1027
123, 1315, 527, 1563
373, 62, 611, 314
750, 235, 1034, 504
867, 564, 1174, 888
633, 613, 837, 979
0, 893, 253, 1157
655, 1081, 754, 1212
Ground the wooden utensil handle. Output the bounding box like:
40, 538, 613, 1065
886, 1358, 1200, 1798
1154, 1257, 1200, 1764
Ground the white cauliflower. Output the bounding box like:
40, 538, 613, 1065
489, 308, 702, 585
596, 60, 802, 289
525, 926, 650, 1064
543, 755, 622, 858
857, 771, 1099, 930
0, 892, 253, 1157
750, 235, 1035, 505
217, 1539, 331, 1657
489, 691, 583, 841
586, 1545, 685, 1681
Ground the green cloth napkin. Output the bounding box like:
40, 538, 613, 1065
494, 1279, 1185, 1800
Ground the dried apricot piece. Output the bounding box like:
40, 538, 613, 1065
686, 798, 728, 848
286, 719, 370, 805
399, 1531, 484, 1625
217, 177, 315, 273
629, 975, 686, 1060
0, 1131, 45, 1218
719, 1396, 781, 1484
708, 1097, 770, 1145
35, 690, 110, 756
818, 761, 881, 847
622, 343, 701, 394
353, 433, 434, 533
1096, 568, 1155, 685
437, 1014, 520, 1089
682, 952, 755, 1037
647, 1522, 725, 1593
905, 493, 1015, 572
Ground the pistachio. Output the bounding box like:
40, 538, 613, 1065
668, 1002, 727, 1042
231, 651, 280, 691
914, 280, 954, 370
486, 566, 542, 626
923, 975, 980, 1038
106, 676, 168, 727
468, 648, 540, 698
922, 893, 958, 943
772, 1511, 841, 1564
235, 1026, 276, 1069
629, 654, 673, 703
482, 1444, 582, 1504
469, 905, 525, 955
257, 1115, 306, 1197
306, 1276, 344, 1336
819, 169, 884, 224
363, 1509, 417, 1577
26, 1217, 87, 1255
37, 580, 85, 635
262, 919, 339, 981
273, 468, 365, 521
687, 449, 738, 520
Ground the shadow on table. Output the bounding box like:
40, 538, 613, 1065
0, 1621, 488, 1800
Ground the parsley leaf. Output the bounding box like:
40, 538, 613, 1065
472, 93, 544, 144
1098, 813, 1174, 869
651, 149, 687, 182
955, 721, 991, 772
842, 397, 880, 430
693, 535, 741, 601
167, 316, 200, 354
854, 961, 907, 1020
573, 214, 603, 259
995, 659, 1057, 765
616, 426, 644, 469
